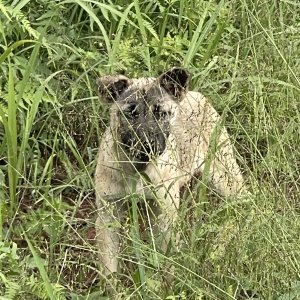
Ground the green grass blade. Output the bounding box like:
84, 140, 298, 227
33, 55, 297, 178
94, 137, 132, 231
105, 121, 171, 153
109, 3, 135, 72
133, 0, 151, 71
130, 182, 146, 291
24, 233, 55, 300
62, 0, 111, 53
13, 0, 31, 11
6, 63, 17, 213
0, 169, 5, 242
17, 86, 45, 173
0, 40, 35, 64
155, 7, 169, 61
15, 42, 42, 106
198, 21, 226, 68
184, 0, 224, 67
88, 0, 138, 28
183, 6, 208, 67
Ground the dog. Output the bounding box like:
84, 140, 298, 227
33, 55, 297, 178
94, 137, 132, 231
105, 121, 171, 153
95, 67, 247, 280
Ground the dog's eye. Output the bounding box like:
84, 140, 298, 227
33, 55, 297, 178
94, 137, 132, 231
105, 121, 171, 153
153, 105, 167, 118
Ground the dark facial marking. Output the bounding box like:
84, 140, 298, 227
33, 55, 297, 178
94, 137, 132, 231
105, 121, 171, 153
116, 85, 172, 170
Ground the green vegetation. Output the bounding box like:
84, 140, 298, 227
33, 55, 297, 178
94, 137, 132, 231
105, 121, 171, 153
0, 0, 300, 299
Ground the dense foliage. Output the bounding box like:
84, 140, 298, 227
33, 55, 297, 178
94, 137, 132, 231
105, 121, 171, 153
0, 0, 300, 299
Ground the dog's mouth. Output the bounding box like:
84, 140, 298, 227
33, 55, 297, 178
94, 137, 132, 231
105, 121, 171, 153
135, 144, 151, 162
128, 142, 165, 161
132, 144, 164, 172
119, 133, 166, 171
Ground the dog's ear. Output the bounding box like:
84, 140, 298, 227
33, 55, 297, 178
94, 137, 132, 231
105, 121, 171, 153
158, 67, 189, 100
97, 75, 130, 102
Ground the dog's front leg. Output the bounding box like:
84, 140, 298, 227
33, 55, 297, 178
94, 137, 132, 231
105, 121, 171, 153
153, 184, 180, 253
95, 200, 127, 298
96, 202, 123, 277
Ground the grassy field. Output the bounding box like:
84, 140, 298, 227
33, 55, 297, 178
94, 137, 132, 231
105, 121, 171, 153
1, 0, 300, 299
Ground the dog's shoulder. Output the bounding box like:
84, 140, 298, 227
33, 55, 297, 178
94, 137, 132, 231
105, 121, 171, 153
176, 90, 220, 126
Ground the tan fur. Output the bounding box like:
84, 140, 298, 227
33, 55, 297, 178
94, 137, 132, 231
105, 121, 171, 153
95, 71, 247, 278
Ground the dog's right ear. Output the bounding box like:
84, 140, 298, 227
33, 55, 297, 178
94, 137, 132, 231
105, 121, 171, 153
97, 75, 130, 102
158, 67, 189, 101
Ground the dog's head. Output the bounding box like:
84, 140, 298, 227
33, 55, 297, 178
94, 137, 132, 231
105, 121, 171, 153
97, 67, 189, 171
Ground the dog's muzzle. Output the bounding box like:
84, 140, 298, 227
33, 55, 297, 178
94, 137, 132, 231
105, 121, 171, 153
119, 130, 168, 171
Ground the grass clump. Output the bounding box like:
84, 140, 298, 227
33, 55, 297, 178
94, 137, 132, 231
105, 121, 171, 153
0, 0, 300, 299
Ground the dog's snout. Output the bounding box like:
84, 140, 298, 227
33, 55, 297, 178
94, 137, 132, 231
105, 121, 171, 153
138, 143, 151, 162
118, 118, 170, 167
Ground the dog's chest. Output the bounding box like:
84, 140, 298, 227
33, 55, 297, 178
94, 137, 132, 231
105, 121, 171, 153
125, 151, 181, 195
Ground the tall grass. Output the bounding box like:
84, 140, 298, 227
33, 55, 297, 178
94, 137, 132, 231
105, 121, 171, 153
0, 0, 300, 299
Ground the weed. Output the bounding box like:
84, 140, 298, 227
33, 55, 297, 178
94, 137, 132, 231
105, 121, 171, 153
0, 0, 300, 299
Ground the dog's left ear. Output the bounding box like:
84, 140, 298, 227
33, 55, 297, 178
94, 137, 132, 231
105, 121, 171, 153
97, 75, 130, 102
158, 67, 189, 100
